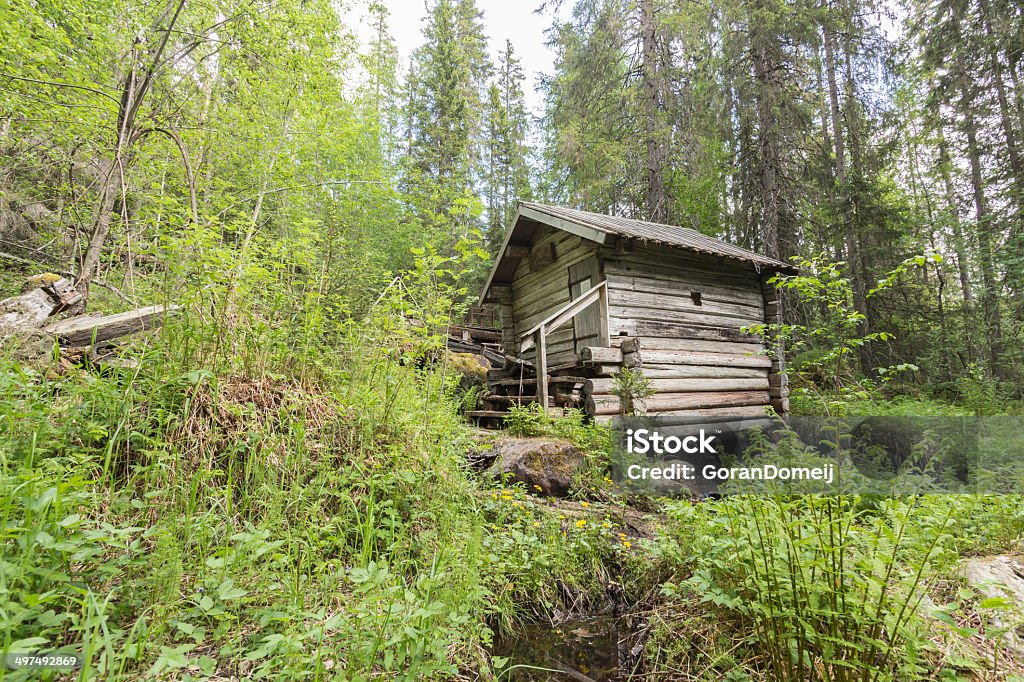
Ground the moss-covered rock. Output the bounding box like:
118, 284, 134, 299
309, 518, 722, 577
484, 438, 583, 497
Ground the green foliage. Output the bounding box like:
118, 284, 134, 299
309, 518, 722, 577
610, 366, 653, 416
650, 493, 1024, 679
747, 254, 942, 415
503, 402, 548, 437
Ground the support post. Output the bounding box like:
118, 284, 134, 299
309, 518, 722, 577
598, 280, 609, 345
536, 326, 548, 409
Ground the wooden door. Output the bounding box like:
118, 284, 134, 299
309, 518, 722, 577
569, 257, 603, 354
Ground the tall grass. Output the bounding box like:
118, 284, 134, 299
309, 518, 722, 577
650, 492, 1024, 680
0, 285, 491, 679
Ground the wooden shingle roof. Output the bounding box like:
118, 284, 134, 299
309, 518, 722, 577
518, 202, 794, 271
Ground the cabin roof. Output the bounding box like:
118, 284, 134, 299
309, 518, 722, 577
480, 202, 797, 303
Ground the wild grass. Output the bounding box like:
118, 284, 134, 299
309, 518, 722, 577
647, 493, 1024, 681
0, 277, 651, 680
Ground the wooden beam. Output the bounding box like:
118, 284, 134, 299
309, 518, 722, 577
580, 346, 622, 363
505, 244, 530, 259
586, 390, 770, 416
536, 329, 548, 410
520, 281, 607, 352
42, 304, 180, 345
634, 350, 771, 368
586, 377, 769, 395
519, 205, 608, 245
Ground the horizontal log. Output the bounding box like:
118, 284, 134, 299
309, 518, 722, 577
609, 305, 762, 329
607, 286, 764, 320
587, 393, 622, 415
637, 418, 776, 437
634, 365, 768, 379
768, 374, 788, 388
636, 350, 772, 368
604, 271, 765, 308
605, 254, 762, 290
585, 377, 769, 395
505, 244, 531, 258
592, 405, 771, 425
643, 391, 770, 412
580, 346, 622, 363
587, 390, 770, 415
636, 405, 772, 422
610, 319, 762, 343
771, 397, 790, 414
613, 337, 765, 355
43, 303, 180, 345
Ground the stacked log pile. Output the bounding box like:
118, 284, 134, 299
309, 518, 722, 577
580, 332, 772, 422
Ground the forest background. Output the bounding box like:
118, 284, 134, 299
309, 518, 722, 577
2, 0, 1022, 395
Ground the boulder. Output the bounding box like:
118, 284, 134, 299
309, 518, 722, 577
484, 438, 584, 497
962, 554, 1024, 654
447, 352, 489, 404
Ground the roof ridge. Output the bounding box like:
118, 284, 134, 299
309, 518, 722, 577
518, 201, 791, 269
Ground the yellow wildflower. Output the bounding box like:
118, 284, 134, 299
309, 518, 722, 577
575, 519, 587, 528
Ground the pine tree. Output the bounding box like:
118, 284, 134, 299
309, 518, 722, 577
485, 40, 533, 252
403, 0, 492, 246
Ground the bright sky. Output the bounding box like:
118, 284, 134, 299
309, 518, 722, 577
349, 0, 558, 116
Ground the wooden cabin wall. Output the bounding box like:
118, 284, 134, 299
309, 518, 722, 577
510, 225, 598, 368
592, 242, 775, 417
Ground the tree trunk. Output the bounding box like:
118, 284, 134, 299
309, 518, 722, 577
74, 158, 122, 312
640, 0, 667, 223
823, 19, 872, 373
978, 0, 1024, 210
936, 128, 977, 311
960, 84, 1005, 376
750, 3, 786, 259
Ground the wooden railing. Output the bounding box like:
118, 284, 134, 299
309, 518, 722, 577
520, 280, 608, 410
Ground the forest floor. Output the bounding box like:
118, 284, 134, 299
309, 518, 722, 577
2, 273, 1024, 680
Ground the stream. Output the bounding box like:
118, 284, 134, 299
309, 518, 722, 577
492, 615, 627, 681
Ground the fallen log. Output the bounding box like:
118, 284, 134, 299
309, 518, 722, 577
42, 303, 180, 345
0, 276, 82, 340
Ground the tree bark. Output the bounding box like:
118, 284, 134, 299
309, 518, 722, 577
823, 18, 872, 373
960, 84, 1005, 375
640, 0, 667, 223
936, 128, 977, 313
750, 1, 788, 259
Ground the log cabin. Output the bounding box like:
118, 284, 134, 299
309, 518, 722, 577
475, 202, 798, 425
